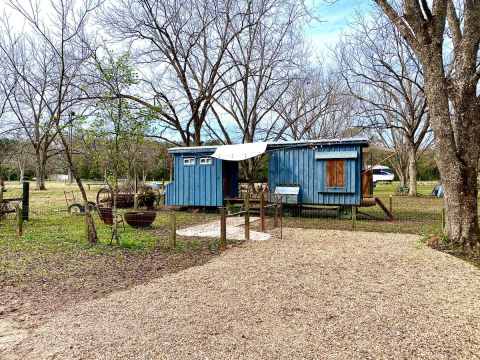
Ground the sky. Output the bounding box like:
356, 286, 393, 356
304, 0, 373, 60
0, 0, 374, 59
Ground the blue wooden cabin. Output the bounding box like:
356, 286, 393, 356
165, 138, 369, 207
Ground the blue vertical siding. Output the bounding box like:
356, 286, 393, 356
268, 145, 363, 205
166, 142, 365, 207
166, 152, 224, 207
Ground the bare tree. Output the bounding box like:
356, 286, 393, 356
337, 12, 431, 196
102, 0, 263, 146
271, 65, 354, 141
0, 27, 63, 190
374, 0, 480, 250
209, 0, 304, 143
7, 0, 101, 244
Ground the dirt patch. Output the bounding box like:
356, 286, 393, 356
0, 238, 218, 330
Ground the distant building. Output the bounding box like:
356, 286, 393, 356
49, 174, 69, 182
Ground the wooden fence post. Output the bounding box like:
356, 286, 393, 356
220, 207, 227, 249
260, 192, 265, 232
352, 206, 357, 231
244, 193, 250, 241
389, 195, 393, 216
169, 211, 176, 249
15, 204, 23, 236
22, 181, 29, 221
274, 200, 279, 228
279, 202, 283, 239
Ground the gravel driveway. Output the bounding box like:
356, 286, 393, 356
3, 229, 480, 359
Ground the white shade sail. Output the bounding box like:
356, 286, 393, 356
211, 142, 268, 161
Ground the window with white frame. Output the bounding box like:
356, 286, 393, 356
183, 157, 195, 166
199, 157, 213, 165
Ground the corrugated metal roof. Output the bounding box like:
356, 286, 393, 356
168, 137, 369, 154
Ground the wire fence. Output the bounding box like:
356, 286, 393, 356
0, 181, 454, 249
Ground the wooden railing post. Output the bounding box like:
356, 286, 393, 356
220, 207, 227, 249
169, 211, 176, 249
260, 191, 265, 232
279, 202, 283, 239
244, 193, 250, 241
274, 200, 279, 228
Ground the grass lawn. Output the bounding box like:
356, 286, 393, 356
281, 181, 447, 235
0, 181, 223, 328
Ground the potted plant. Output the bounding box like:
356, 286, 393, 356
124, 210, 157, 228
138, 188, 157, 210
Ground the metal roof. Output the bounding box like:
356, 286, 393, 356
168, 137, 369, 154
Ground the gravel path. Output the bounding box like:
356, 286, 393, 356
3, 229, 480, 359
177, 216, 271, 241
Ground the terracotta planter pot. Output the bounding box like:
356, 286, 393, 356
124, 211, 157, 228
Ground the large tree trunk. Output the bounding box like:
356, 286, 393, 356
441, 164, 479, 251
422, 53, 480, 250
407, 144, 417, 196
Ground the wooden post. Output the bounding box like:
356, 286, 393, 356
389, 195, 393, 216
15, 204, 23, 236
169, 211, 176, 249
244, 193, 250, 241
220, 207, 227, 249
274, 200, 279, 228
260, 192, 265, 232
0, 181, 3, 211
22, 181, 29, 221
279, 202, 283, 240
352, 206, 357, 231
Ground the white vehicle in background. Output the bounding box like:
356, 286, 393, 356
371, 165, 395, 184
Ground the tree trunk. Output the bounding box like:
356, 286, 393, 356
18, 161, 25, 183
442, 166, 479, 251
398, 171, 407, 189
407, 144, 417, 196
35, 151, 46, 190
56, 126, 98, 244
422, 56, 480, 250
112, 178, 119, 245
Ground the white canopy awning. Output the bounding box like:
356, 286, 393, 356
211, 142, 268, 161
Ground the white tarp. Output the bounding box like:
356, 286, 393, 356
211, 142, 267, 161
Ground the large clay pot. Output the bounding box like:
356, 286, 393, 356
124, 211, 157, 228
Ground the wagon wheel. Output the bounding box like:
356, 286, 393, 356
68, 203, 85, 215
96, 187, 112, 208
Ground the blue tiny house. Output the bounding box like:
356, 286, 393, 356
165, 138, 369, 207
165, 146, 239, 207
